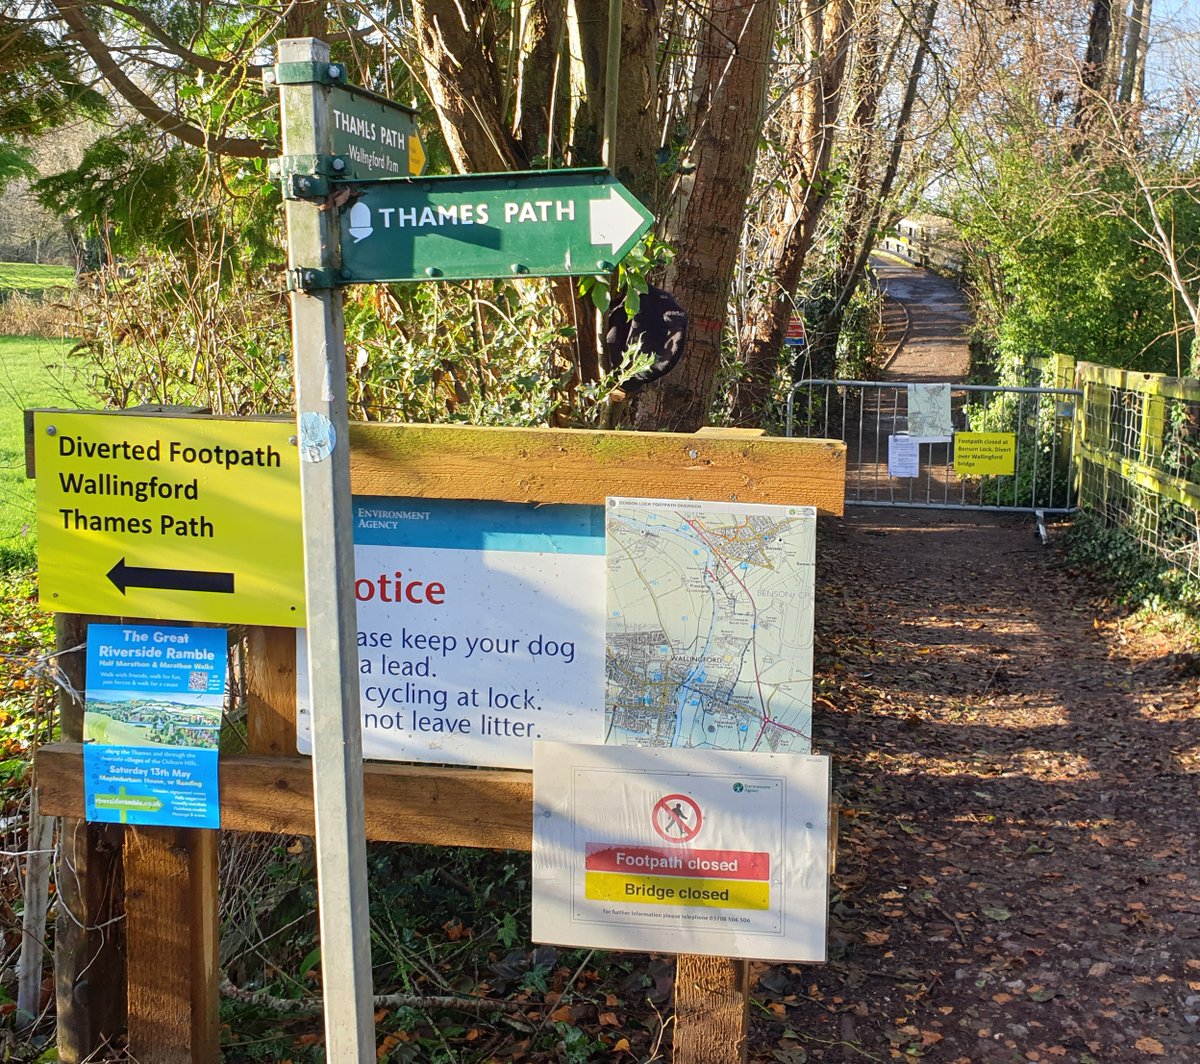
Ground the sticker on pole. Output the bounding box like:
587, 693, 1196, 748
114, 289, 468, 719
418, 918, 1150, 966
533, 742, 830, 961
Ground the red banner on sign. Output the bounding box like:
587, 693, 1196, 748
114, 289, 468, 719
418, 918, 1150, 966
585, 843, 770, 881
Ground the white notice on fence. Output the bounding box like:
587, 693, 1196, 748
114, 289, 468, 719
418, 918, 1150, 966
532, 742, 830, 961
605, 498, 815, 754
907, 383, 953, 440
296, 497, 606, 768
887, 434, 920, 478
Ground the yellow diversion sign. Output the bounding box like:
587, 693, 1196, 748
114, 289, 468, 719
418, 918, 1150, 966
34, 411, 304, 627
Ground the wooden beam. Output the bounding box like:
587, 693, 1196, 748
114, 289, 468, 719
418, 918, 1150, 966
37, 743, 535, 850
124, 827, 219, 1064
349, 423, 846, 515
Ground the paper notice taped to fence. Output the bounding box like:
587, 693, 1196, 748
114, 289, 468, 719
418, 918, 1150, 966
888, 435, 920, 478
907, 383, 953, 438
954, 432, 1016, 476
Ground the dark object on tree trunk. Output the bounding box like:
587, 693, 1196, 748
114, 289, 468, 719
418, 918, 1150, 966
605, 285, 687, 390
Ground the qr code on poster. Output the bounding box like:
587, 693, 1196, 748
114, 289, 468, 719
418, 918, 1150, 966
188, 671, 208, 692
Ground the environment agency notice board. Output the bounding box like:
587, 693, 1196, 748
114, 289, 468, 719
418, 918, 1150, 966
296, 495, 816, 769
296, 497, 607, 768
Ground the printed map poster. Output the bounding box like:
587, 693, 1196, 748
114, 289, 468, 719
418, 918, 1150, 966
605, 498, 816, 754
84, 623, 226, 828
907, 383, 953, 441
297, 497, 606, 769
887, 434, 920, 478
532, 742, 830, 960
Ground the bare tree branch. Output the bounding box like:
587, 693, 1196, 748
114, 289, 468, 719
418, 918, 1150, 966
52, 0, 275, 158
91, 0, 235, 77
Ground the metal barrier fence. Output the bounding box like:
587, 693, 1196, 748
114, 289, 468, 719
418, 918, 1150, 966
1074, 360, 1200, 580
787, 379, 1081, 515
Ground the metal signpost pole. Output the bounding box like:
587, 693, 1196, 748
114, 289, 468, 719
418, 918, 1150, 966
276, 36, 375, 1062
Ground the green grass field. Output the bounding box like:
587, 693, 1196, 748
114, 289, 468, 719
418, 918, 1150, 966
0, 335, 90, 567
0, 261, 74, 293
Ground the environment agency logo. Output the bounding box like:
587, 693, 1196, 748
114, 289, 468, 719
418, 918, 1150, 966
732, 780, 774, 794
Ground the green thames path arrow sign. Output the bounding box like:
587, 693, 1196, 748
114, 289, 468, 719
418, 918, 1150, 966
338, 168, 654, 282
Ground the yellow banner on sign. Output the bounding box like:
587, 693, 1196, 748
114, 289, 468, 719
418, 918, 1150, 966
953, 432, 1017, 477
35, 411, 304, 627
585, 871, 770, 910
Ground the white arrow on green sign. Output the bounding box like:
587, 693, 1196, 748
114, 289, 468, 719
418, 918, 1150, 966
338, 168, 654, 282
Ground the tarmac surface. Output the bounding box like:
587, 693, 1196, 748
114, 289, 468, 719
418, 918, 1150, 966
871, 254, 972, 382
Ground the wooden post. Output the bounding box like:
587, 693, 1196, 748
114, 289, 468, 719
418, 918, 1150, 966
124, 827, 219, 1063
671, 426, 763, 1064
277, 36, 376, 1062
16, 785, 55, 1019
673, 956, 751, 1064
52, 614, 126, 1064
245, 627, 298, 756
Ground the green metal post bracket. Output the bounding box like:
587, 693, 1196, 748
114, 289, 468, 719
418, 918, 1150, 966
264, 62, 348, 88
287, 267, 339, 292
270, 154, 348, 199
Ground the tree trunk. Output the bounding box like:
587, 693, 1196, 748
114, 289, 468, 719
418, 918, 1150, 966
412, 0, 523, 171
634, 0, 779, 431
832, 0, 937, 319
809, 0, 936, 376
284, 1, 328, 39
1073, 0, 1114, 144
804, 0, 882, 378
513, 0, 566, 162
729, 0, 854, 424
1118, 0, 1151, 105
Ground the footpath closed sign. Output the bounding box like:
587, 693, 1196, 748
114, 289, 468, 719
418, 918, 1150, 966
34, 411, 303, 626
532, 743, 830, 960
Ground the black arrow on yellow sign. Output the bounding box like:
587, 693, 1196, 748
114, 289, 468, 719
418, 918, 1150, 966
107, 558, 235, 595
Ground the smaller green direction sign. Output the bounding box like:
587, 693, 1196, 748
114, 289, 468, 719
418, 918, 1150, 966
329, 84, 425, 179
339, 169, 654, 282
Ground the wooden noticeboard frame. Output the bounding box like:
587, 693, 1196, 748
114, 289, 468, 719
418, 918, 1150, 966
36, 420, 845, 1063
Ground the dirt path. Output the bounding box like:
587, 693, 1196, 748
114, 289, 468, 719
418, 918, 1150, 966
745, 510, 1200, 1063
742, 263, 1200, 1061
871, 256, 972, 383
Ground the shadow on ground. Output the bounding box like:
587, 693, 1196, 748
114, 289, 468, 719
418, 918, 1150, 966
749, 509, 1200, 1064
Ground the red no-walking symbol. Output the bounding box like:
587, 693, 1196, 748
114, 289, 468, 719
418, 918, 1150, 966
652, 793, 703, 843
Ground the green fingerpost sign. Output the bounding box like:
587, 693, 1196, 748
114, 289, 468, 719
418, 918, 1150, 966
328, 84, 425, 179
338, 168, 654, 282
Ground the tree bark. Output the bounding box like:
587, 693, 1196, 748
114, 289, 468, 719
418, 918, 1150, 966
565, 0, 660, 197
1073, 0, 1114, 144
729, 0, 854, 424
513, 0, 566, 161
634, 0, 778, 431
412, 0, 524, 171
1118, 0, 1151, 105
